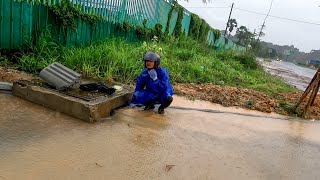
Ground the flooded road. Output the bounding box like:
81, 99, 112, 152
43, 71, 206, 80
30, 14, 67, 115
1, 94, 320, 179
260, 60, 316, 91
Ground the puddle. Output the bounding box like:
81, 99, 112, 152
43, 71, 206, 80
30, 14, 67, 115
1, 94, 320, 179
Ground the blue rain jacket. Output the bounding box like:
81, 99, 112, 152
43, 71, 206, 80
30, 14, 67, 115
131, 67, 174, 105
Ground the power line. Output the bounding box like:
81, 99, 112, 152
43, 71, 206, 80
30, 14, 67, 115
182, 5, 320, 26
183, 6, 230, 9
233, 7, 266, 16
268, 15, 320, 26
183, 6, 320, 26
233, 7, 320, 26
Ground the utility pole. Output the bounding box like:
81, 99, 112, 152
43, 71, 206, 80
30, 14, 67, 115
224, 3, 234, 37
254, 24, 266, 48
253, 0, 274, 49
252, 25, 264, 50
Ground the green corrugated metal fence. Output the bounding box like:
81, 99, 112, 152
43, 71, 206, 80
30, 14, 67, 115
0, 0, 244, 51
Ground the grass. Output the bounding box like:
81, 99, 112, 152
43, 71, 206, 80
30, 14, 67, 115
245, 99, 255, 109
0, 57, 12, 67
0, 56, 20, 69
5, 31, 297, 96
278, 100, 302, 116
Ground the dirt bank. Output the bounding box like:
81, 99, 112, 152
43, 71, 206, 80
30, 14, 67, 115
174, 83, 278, 113
0, 66, 33, 82
174, 83, 320, 120
276, 92, 320, 120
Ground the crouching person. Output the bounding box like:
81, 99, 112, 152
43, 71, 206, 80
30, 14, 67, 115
130, 52, 174, 114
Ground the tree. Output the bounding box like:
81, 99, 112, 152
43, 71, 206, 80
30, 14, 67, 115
235, 26, 254, 48
267, 48, 277, 58
227, 18, 237, 38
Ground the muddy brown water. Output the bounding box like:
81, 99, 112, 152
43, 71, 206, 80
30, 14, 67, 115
1, 94, 320, 179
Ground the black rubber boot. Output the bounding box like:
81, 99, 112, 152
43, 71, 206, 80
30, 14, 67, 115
144, 104, 155, 110
143, 99, 157, 110
158, 96, 173, 114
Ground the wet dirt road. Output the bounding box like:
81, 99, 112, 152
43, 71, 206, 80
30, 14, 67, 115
260, 60, 316, 91
1, 94, 320, 180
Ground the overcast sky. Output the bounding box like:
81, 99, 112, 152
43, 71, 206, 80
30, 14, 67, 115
178, 0, 320, 53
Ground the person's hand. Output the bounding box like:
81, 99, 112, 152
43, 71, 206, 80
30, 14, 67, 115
148, 69, 157, 81
129, 103, 136, 108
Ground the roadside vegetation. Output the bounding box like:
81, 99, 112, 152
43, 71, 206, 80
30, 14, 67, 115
0, 29, 296, 96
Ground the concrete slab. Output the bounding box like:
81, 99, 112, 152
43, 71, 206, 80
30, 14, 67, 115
12, 80, 133, 122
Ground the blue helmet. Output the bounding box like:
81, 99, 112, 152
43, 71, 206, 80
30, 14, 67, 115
143, 52, 160, 69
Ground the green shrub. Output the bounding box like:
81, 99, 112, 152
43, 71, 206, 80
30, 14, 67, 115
235, 52, 258, 69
